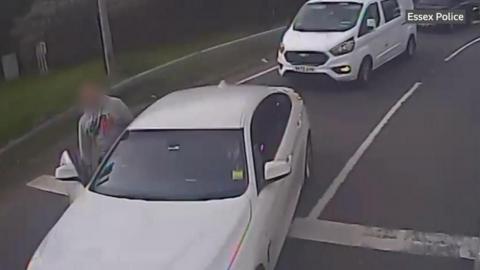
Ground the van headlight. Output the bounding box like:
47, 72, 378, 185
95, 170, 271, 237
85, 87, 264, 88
330, 38, 355, 56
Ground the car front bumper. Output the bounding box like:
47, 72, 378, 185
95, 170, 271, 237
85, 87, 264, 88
277, 51, 360, 81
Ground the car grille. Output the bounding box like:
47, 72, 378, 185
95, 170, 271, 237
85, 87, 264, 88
285, 51, 329, 66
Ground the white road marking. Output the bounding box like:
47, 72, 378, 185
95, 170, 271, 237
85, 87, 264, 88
235, 66, 278, 85
290, 218, 480, 260
444, 37, 480, 62
113, 27, 284, 89
307, 82, 422, 220
26, 175, 69, 196
200, 27, 284, 54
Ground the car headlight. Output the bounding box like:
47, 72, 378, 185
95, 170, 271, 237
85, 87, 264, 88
330, 38, 355, 56
279, 43, 286, 54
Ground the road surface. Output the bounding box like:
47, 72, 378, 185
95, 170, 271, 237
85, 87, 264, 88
1, 26, 480, 270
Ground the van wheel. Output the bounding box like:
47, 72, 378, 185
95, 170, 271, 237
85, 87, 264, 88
357, 57, 372, 85
405, 36, 416, 58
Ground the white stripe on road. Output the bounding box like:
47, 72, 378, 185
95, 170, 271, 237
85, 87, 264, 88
444, 37, 480, 62
235, 66, 278, 85
307, 82, 423, 220
290, 218, 480, 260
26, 175, 70, 196
200, 27, 285, 54
113, 27, 284, 89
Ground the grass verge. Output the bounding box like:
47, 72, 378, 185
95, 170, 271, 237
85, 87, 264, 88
0, 31, 251, 148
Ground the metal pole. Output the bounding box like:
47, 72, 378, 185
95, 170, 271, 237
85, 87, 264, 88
97, 0, 116, 78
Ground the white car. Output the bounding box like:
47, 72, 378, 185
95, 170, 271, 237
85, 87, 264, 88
278, 0, 417, 83
28, 85, 312, 270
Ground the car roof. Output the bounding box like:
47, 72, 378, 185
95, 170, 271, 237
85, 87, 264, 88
128, 85, 285, 130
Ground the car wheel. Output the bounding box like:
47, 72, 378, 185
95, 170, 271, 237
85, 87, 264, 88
305, 133, 313, 181
405, 36, 416, 58
356, 57, 372, 85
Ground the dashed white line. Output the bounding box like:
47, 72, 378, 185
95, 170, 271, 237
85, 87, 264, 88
27, 175, 70, 196
113, 27, 284, 89
290, 218, 480, 260
444, 36, 480, 62
307, 82, 423, 220
235, 66, 278, 85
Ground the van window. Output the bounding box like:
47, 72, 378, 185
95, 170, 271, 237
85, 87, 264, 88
381, 0, 401, 22
359, 3, 380, 37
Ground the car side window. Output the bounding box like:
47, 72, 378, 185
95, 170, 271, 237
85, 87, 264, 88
359, 3, 380, 37
251, 93, 292, 193
381, 0, 401, 22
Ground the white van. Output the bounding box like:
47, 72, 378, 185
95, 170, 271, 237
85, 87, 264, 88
278, 0, 417, 83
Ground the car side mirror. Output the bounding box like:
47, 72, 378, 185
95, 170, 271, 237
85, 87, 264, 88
366, 19, 377, 30
264, 160, 291, 181
55, 151, 80, 181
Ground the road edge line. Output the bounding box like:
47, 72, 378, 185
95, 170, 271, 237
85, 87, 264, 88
444, 36, 480, 62
307, 82, 423, 220
113, 27, 285, 89
235, 66, 278, 85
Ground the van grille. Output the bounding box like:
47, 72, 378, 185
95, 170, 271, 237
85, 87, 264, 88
285, 51, 329, 66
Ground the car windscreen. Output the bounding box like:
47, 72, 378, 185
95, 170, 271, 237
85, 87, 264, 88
293, 2, 363, 32
89, 129, 249, 201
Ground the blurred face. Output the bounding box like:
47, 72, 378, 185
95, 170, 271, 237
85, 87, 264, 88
79, 82, 104, 110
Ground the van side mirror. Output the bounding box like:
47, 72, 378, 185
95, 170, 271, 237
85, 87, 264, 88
264, 160, 291, 181
366, 19, 377, 30
55, 151, 80, 182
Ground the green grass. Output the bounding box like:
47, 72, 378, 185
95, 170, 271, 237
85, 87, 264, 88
116, 32, 246, 77
0, 61, 104, 147
0, 31, 252, 148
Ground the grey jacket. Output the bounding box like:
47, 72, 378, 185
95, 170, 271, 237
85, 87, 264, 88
78, 96, 133, 173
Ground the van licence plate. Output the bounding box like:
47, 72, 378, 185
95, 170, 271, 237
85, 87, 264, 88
294, 66, 316, 73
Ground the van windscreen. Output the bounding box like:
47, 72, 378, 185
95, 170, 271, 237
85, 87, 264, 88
293, 2, 363, 32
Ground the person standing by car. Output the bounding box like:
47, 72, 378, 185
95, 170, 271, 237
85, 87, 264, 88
78, 81, 133, 175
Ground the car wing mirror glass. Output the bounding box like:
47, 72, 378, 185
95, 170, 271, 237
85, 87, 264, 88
264, 160, 291, 181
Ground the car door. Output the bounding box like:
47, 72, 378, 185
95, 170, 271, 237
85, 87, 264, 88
379, 0, 405, 61
356, 2, 386, 68
250, 93, 299, 269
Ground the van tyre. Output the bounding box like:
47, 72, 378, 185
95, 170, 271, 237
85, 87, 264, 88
405, 36, 416, 58
357, 57, 372, 86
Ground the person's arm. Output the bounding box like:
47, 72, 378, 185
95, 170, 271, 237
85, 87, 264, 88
113, 98, 133, 127
78, 116, 94, 170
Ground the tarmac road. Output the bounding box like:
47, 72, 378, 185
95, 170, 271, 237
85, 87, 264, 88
1, 25, 480, 270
